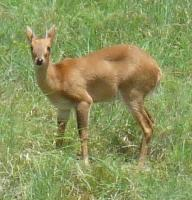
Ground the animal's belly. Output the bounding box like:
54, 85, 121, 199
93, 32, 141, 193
47, 94, 73, 110
87, 79, 118, 102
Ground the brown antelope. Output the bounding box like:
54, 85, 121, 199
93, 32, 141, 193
26, 25, 161, 167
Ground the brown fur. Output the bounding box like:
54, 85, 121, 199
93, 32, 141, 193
26, 26, 161, 166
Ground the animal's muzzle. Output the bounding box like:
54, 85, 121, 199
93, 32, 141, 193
36, 58, 44, 65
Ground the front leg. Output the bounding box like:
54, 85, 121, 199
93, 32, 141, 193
76, 101, 91, 166
56, 109, 71, 147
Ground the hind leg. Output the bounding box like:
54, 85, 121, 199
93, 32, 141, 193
121, 90, 153, 167
130, 102, 153, 167
144, 107, 154, 125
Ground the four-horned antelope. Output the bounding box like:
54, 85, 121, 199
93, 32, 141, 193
26, 25, 161, 167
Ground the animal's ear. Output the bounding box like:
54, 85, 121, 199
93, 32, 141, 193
46, 25, 56, 42
26, 26, 35, 42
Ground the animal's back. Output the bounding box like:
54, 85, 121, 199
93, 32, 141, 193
80, 45, 161, 100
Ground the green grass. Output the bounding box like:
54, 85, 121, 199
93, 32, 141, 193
0, 0, 192, 199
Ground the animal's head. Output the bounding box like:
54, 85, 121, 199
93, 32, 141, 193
26, 25, 56, 66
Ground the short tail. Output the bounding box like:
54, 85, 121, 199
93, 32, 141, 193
156, 68, 162, 87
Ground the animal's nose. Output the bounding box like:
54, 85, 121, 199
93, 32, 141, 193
36, 58, 43, 65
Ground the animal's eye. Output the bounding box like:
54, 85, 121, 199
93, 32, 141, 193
47, 46, 51, 52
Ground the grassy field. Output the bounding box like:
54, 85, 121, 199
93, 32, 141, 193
0, 0, 192, 199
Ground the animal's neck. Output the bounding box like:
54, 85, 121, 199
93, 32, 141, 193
35, 60, 54, 93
